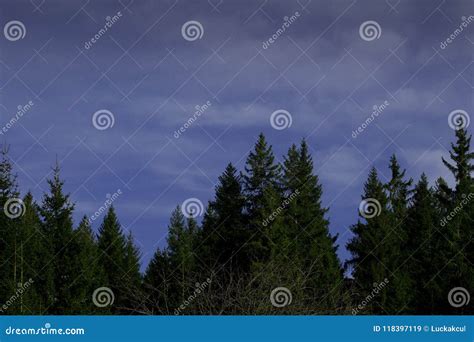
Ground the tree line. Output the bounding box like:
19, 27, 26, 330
0, 128, 472, 315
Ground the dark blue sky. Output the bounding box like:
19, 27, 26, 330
1, 0, 472, 270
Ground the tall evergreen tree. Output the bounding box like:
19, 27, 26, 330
97, 206, 128, 313
0, 146, 20, 310
39, 163, 76, 314
69, 216, 105, 313
347, 167, 392, 314
441, 128, 473, 313
384, 155, 413, 313
199, 163, 247, 274
405, 174, 442, 313
121, 232, 142, 313
143, 248, 171, 314
242, 133, 282, 264
9, 193, 48, 314
166, 207, 197, 308
281, 140, 343, 312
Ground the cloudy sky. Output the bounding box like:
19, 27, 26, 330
0, 0, 472, 269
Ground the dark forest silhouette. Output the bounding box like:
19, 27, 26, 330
0, 127, 472, 315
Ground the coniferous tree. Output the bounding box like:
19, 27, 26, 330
384, 155, 413, 313
121, 232, 142, 313
39, 163, 76, 314
97, 206, 128, 313
347, 167, 391, 314
166, 207, 197, 308
69, 216, 105, 313
0, 146, 20, 311
281, 140, 344, 312
143, 248, 171, 314
441, 128, 473, 313
242, 133, 282, 264
10, 193, 47, 314
199, 163, 247, 275
405, 174, 442, 313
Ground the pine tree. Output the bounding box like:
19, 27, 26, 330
97, 206, 128, 313
199, 163, 247, 274
121, 232, 142, 313
405, 174, 442, 313
347, 167, 391, 314
69, 216, 105, 314
281, 140, 343, 312
441, 128, 473, 313
384, 155, 413, 313
143, 248, 171, 314
442, 128, 474, 192
39, 163, 76, 314
10, 193, 48, 314
166, 207, 196, 308
0, 146, 20, 311
242, 133, 282, 264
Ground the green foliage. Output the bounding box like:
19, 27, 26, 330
0, 130, 472, 315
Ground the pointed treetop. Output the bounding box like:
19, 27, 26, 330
442, 128, 473, 187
